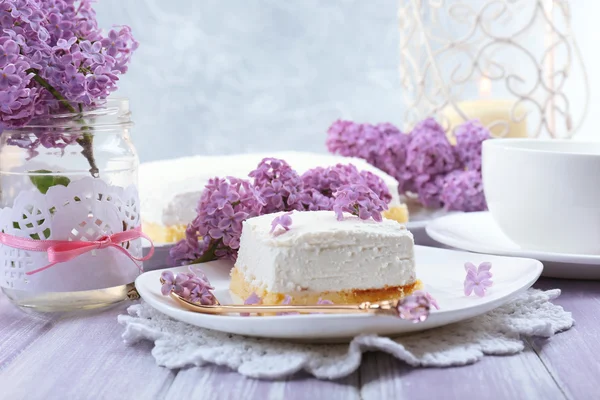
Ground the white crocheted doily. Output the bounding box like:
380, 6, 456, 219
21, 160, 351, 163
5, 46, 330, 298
118, 289, 573, 380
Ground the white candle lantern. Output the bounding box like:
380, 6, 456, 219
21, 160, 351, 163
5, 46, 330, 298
398, 0, 589, 139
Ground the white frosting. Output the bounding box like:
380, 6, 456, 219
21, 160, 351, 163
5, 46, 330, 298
139, 151, 401, 226
235, 210, 415, 293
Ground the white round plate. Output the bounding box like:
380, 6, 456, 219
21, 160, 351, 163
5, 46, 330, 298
426, 212, 600, 279
406, 207, 453, 230
135, 245, 542, 341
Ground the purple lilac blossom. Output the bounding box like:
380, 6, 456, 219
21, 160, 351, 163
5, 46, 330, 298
276, 295, 299, 316
270, 212, 293, 234
414, 174, 445, 209
245, 292, 262, 305
160, 271, 176, 296
453, 120, 491, 171
441, 170, 487, 212
301, 189, 333, 211
0, 0, 137, 150
326, 120, 412, 191
249, 158, 304, 213
240, 292, 262, 316
405, 118, 457, 185
464, 262, 493, 297
325, 118, 489, 212
300, 163, 392, 207
332, 184, 387, 222
168, 177, 263, 265
412, 290, 439, 310
397, 293, 431, 322
160, 266, 216, 305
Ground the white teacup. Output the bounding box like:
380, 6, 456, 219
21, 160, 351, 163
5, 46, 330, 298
482, 139, 600, 255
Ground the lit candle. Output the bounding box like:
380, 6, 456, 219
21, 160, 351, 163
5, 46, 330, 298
442, 77, 528, 140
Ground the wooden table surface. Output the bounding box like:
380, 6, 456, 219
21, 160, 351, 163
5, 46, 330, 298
0, 247, 599, 400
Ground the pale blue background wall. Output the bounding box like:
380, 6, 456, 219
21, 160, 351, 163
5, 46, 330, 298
95, 0, 598, 162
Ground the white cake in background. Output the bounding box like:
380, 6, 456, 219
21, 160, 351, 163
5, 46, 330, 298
230, 210, 420, 305
139, 151, 408, 243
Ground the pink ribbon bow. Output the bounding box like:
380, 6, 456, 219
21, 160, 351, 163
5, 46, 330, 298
0, 226, 154, 275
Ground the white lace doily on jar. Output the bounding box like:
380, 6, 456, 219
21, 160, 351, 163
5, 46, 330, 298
0, 177, 142, 292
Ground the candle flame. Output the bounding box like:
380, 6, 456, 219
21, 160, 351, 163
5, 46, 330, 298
479, 76, 492, 98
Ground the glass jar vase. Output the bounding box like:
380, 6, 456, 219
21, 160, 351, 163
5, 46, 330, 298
0, 98, 143, 312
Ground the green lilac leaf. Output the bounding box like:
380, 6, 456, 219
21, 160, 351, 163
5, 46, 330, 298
29, 169, 71, 194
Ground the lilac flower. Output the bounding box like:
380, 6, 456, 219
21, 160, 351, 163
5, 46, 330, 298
412, 290, 439, 310
270, 212, 293, 234
414, 174, 445, 209
326, 120, 412, 191
281, 295, 292, 305
249, 158, 304, 213
245, 292, 262, 305
405, 118, 457, 183
309, 298, 335, 314
276, 295, 299, 316
168, 226, 210, 266
0, 40, 19, 67
0, 60, 37, 126
464, 262, 493, 297
359, 170, 392, 204
240, 292, 262, 316
332, 184, 387, 222
79, 40, 105, 64
217, 204, 247, 231
160, 271, 176, 296
317, 298, 333, 305
169, 177, 263, 266
0, 64, 23, 89
301, 189, 333, 211
0, 0, 138, 158
54, 37, 77, 52
210, 180, 241, 212
46, 12, 72, 39
301, 163, 392, 209
454, 120, 491, 171
397, 293, 431, 322
159, 266, 217, 305
101, 28, 127, 57
441, 170, 487, 212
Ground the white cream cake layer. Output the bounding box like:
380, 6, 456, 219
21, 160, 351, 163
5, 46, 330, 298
139, 151, 401, 226
235, 210, 416, 294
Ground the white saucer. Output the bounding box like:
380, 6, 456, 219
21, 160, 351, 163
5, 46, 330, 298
406, 208, 457, 246
426, 212, 600, 280
135, 245, 542, 340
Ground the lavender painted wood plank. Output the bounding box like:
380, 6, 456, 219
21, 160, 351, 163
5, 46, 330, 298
165, 366, 360, 400
0, 295, 56, 370
360, 349, 566, 400
0, 302, 176, 400
530, 278, 600, 400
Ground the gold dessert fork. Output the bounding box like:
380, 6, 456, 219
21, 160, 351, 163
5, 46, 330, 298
163, 280, 431, 322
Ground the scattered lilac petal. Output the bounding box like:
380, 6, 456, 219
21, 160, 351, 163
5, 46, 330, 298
464, 262, 493, 297
270, 212, 293, 234
240, 292, 262, 317
413, 290, 439, 310
397, 293, 431, 323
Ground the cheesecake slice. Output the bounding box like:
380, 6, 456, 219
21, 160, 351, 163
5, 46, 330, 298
230, 210, 421, 305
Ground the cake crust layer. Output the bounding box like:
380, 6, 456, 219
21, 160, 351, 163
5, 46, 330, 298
230, 266, 422, 305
